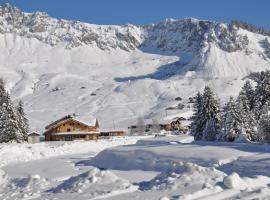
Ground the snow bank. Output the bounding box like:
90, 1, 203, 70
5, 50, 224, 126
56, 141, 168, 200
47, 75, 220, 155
0, 173, 49, 199
136, 135, 194, 145
0, 137, 143, 167
142, 162, 225, 192
51, 167, 137, 199
223, 172, 270, 189
0, 169, 7, 186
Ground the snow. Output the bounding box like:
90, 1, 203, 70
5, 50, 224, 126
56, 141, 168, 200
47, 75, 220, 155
50, 167, 138, 199
0, 6, 268, 132
0, 169, 7, 186
1, 135, 270, 199
1, 4, 270, 200
0, 136, 143, 167
73, 114, 97, 127
223, 172, 270, 190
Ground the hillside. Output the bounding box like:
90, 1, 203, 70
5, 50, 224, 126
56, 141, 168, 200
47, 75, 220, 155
0, 4, 270, 131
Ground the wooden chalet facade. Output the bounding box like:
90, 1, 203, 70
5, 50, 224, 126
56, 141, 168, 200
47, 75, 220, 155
44, 114, 100, 141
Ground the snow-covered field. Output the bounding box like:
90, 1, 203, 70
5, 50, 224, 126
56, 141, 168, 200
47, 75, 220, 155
1, 135, 270, 200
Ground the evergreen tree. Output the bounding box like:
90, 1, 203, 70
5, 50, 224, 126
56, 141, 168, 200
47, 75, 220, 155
190, 92, 204, 140
257, 103, 270, 143
203, 118, 218, 141
220, 97, 243, 141
240, 80, 255, 110
191, 86, 221, 141
237, 90, 257, 141
201, 86, 221, 140
253, 70, 270, 119
0, 91, 21, 143
16, 100, 29, 141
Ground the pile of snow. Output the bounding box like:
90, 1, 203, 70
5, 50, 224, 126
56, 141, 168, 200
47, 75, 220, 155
223, 172, 270, 190
0, 169, 7, 187
0, 137, 143, 167
0, 173, 50, 200
92, 136, 254, 171
142, 162, 225, 193
51, 167, 137, 199
136, 135, 194, 146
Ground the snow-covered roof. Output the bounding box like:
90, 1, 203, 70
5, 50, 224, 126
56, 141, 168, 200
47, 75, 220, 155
28, 131, 40, 136
45, 114, 97, 129
52, 131, 100, 136
72, 115, 97, 127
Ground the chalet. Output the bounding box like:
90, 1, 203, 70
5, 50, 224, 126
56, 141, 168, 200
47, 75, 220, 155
44, 114, 100, 141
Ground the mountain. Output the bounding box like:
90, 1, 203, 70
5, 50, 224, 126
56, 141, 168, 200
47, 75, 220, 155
0, 3, 269, 131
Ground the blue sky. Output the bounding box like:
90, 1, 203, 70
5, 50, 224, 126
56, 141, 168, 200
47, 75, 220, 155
1, 0, 269, 29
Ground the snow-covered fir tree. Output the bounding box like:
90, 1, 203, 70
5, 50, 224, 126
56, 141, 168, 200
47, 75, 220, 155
253, 70, 270, 119
203, 118, 219, 141
201, 86, 221, 141
219, 97, 243, 141
257, 103, 270, 143
240, 80, 255, 110
191, 86, 221, 141
0, 91, 22, 143
237, 90, 257, 141
16, 100, 29, 141
190, 92, 204, 140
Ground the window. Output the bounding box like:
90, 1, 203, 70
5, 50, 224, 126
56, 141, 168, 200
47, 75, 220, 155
67, 128, 71, 132
65, 135, 72, 141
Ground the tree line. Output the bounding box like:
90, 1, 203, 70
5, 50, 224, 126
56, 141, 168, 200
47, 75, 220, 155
191, 70, 270, 143
0, 79, 29, 142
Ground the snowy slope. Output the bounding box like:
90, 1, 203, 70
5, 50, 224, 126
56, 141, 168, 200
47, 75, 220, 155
0, 4, 270, 131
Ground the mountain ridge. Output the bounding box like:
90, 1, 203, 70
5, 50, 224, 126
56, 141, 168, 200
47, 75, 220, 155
0, 4, 270, 130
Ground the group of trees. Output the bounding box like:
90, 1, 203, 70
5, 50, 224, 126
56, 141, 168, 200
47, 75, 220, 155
191, 70, 270, 143
0, 79, 29, 143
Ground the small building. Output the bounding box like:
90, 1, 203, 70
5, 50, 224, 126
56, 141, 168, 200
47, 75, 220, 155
28, 131, 40, 144
128, 117, 188, 134
44, 114, 100, 141
99, 130, 125, 139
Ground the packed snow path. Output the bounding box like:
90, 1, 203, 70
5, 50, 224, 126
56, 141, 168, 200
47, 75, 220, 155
1, 136, 270, 199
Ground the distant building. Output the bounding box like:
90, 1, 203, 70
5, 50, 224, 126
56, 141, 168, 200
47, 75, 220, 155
28, 131, 40, 143
43, 114, 100, 141
99, 130, 125, 139
128, 117, 188, 134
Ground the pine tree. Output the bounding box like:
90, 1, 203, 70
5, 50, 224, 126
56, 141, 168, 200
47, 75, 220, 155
237, 90, 257, 141
201, 86, 221, 140
190, 92, 204, 140
257, 103, 270, 143
16, 100, 29, 141
203, 118, 218, 141
220, 97, 243, 141
0, 91, 21, 143
191, 86, 221, 141
240, 80, 255, 110
253, 70, 270, 119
